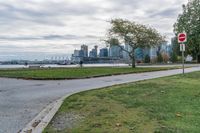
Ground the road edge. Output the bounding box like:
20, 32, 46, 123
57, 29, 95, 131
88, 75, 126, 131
20, 95, 70, 133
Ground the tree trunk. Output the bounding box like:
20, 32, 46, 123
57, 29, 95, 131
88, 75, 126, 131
132, 56, 136, 68
130, 49, 136, 68
197, 54, 200, 63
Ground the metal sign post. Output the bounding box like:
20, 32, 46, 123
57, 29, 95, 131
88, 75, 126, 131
182, 49, 185, 74
180, 44, 185, 74
178, 33, 187, 75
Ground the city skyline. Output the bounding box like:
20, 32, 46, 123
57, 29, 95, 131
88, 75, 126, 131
0, 0, 188, 61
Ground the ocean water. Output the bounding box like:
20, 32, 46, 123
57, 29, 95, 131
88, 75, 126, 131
0, 64, 129, 69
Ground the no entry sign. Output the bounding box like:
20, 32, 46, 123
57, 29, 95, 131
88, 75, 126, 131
178, 33, 187, 43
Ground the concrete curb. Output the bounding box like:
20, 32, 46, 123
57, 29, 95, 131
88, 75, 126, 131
20, 95, 70, 133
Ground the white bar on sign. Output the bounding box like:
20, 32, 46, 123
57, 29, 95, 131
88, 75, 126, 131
180, 44, 185, 52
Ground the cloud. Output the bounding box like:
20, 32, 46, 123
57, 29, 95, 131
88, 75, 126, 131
0, 3, 64, 26
0, 34, 101, 41
148, 7, 180, 18
0, 0, 188, 61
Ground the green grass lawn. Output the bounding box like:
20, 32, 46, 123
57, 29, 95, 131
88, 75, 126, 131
0, 67, 178, 80
44, 71, 200, 133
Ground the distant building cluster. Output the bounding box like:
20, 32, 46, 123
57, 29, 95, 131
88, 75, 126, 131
71, 45, 111, 63
71, 42, 172, 64
0, 43, 172, 65
0, 42, 173, 65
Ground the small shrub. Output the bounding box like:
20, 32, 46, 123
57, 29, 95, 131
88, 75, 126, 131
144, 55, 151, 63
157, 53, 163, 63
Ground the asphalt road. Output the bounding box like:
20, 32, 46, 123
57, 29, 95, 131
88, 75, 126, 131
0, 67, 200, 133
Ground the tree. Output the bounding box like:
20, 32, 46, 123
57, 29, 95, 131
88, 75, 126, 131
144, 55, 150, 63
170, 52, 178, 63
157, 53, 163, 63
162, 53, 170, 63
174, 0, 200, 62
106, 19, 164, 68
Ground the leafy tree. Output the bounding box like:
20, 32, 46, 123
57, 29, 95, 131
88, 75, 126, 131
144, 55, 150, 63
162, 53, 170, 63
106, 19, 164, 68
174, 0, 200, 62
171, 37, 181, 56
157, 53, 163, 63
170, 52, 178, 63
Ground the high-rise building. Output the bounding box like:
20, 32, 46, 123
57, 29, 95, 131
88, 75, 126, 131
81, 45, 88, 57
109, 45, 123, 58
94, 45, 98, 56
123, 44, 132, 60
73, 50, 80, 57
149, 47, 158, 59
135, 48, 143, 61
79, 50, 84, 57
89, 45, 98, 57
99, 48, 108, 57
71, 49, 83, 62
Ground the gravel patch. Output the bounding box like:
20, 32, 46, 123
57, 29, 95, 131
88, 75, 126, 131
50, 112, 84, 131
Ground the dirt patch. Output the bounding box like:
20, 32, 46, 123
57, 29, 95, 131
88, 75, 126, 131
50, 112, 84, 131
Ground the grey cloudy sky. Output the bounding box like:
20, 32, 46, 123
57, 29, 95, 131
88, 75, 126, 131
0, 0, 187, 61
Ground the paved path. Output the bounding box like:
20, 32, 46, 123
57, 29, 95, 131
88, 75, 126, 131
0, 67, 200, 133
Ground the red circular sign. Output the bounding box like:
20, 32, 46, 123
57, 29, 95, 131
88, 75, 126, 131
178, 33, 186, 43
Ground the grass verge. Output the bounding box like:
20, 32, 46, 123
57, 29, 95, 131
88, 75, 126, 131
0, 67, 180, 80
44, 71, 200, 133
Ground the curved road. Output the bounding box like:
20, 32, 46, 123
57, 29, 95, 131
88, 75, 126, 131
0, 67, 200, 133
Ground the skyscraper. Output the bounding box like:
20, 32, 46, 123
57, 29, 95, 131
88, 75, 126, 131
73, 50, 80, 57
109, 45, 123, 58
89, 45, 98, 57
99, 48, 108, 57
123, 44, 132, 60
81, 45, 88, 57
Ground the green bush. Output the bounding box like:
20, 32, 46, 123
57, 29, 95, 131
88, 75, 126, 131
144, 55, 150, 63
170, 52, 178, 63
157, 53, 163, 63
